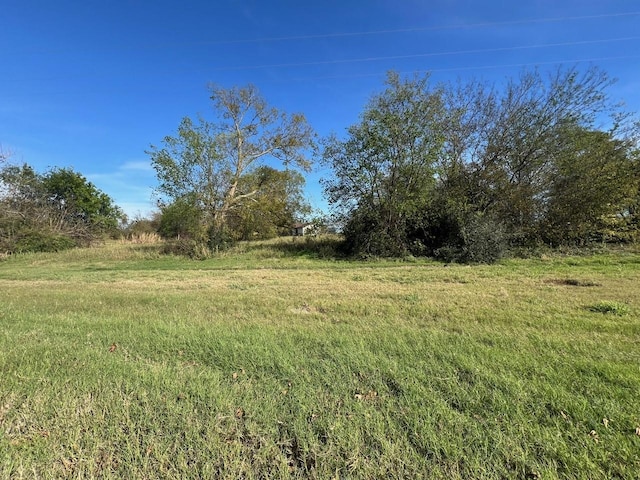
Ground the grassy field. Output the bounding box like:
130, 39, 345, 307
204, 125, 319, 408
1, 238, 639, 479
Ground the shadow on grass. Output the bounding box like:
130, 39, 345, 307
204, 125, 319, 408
242, 235, 348, 260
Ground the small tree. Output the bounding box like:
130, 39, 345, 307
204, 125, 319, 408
227, 166, 310, 240
541, 126, 638, 244
42, 168, 124, 237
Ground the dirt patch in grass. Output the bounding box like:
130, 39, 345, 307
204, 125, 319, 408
546, 278, 601, 287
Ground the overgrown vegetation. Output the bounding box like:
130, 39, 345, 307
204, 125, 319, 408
2, 66, 639, 262
0, 164, 125, 253
1, 240, 639, 478
323, 68, 640, 262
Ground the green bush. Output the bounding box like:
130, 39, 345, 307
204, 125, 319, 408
13, 230, 77, 253
207, 225, 236, 252
459, 213, 507, 264
126, 216, 160, 237
423, 207, 507, 264
341, 207, 410, 258
158, 197, 206, 241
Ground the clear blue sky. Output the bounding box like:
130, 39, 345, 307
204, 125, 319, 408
2, 0, 639, 219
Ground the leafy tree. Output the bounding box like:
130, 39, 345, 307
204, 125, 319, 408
227, 166, 310, 240
541, 126, 639, 244
0, 164, 44, 208
42, 168, 124, 234
322, 72, 446, 256
148, 84, 315, 249
323, 67, 639, 260
0, 164, 124, 253
436, 66, 640, 251
0, 164, 48, 252
627, 155, 640, 239
465, 67, 631, 243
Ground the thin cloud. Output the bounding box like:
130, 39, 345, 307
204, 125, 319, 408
120, 160, 154, 172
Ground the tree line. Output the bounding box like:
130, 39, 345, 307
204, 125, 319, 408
0, 164, 124, 253
323, 67, 639, 261
2, 66, 638, 260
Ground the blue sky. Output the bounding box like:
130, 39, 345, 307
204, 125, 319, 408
2, 0, 639, 219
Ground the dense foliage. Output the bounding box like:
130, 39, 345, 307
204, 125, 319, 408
226, 166, 311, 240
323, 68, 640, 261
4, 67, 638, 261
0, 164, 124, 253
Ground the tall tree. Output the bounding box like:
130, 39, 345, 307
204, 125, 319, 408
473, 67, 628, 241
148, 84, 315, 246
420, 66, 639, 249
322, 72, 446, 256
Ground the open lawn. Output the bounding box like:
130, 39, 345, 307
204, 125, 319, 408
1, 239, 639, 479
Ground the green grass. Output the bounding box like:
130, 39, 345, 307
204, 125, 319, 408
588, 301, 631, 316
1, 239, 639, 479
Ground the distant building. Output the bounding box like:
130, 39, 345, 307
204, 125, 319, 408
292, 222, 314, 236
